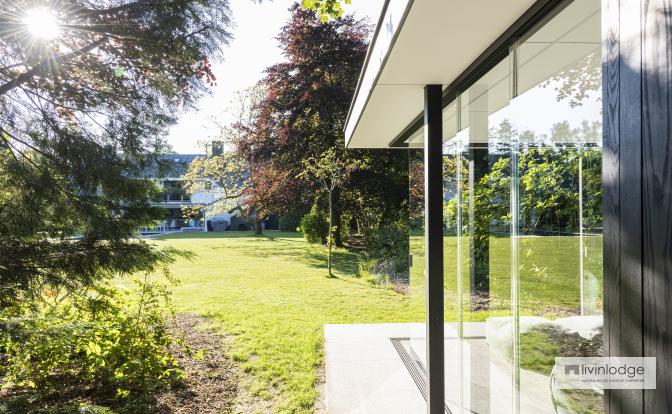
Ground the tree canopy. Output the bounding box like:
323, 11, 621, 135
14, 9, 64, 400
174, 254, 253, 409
0, 0, 232, 306
233, 5, 409, 249
301, 0, 352, 21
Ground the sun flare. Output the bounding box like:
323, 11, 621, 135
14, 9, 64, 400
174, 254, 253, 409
22, 7, 60, 40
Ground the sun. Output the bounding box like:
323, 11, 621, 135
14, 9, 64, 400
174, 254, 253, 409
22, 7, 60, 40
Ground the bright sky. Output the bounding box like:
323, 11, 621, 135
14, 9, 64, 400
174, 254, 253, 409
166, 0, 384, 154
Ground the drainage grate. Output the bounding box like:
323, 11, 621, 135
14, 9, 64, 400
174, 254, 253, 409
390, 338, 452, 414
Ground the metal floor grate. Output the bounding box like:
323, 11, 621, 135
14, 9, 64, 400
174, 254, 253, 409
390, 338, 453, 414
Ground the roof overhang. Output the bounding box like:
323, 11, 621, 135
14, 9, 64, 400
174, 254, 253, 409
345, 0, 542, 149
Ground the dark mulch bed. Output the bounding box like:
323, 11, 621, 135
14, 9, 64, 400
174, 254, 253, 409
0, 314, 238, 414
155, 314, 239, 414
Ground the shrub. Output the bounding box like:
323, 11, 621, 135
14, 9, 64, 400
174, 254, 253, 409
298, 204, 328, 244
0, 275, 183, 413
363, 214, 410, 273
278, 210, 304, 232
358, 206, 410, 291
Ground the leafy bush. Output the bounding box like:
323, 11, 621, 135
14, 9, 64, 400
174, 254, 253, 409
278, 211, 304, 232
362, 211, 410, 274
0, 276, 184, 413
357, 207, 410, 291
298, 204, 328, 244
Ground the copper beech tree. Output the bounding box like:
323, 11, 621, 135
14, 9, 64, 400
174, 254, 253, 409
235, 6, 409, 251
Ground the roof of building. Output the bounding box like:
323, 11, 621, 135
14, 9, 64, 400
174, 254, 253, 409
137, 154, 205, 178
344, 0, 538, 148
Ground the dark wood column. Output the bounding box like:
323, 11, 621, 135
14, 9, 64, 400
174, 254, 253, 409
424, 84, 444, 414
641, 0, 672, 412
603, 0, 672, 412
603, 0, 643, 412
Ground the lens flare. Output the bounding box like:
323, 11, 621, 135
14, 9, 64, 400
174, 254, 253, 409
22, 7, 60, 40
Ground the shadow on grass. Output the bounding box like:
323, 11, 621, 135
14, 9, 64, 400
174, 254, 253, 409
150, 230, 374, 282
170, 231, 365, 278
302, 248, 362, 277
150, 230, 303, 241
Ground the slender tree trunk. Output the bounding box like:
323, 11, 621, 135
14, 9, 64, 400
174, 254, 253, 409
333, 187, 342, 247
253, 208, 263, 236
328, 189, 333, 277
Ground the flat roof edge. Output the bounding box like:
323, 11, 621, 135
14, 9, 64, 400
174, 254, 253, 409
344, 0, 415, 148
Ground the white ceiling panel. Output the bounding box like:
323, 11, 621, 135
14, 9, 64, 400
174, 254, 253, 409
345, 0, 537, 148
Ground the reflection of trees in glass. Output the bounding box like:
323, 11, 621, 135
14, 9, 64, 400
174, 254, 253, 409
517, 120, 602, 234
409, 150, 424, 231
442, 155, 466, 234
543, 50, 601, 108
444, 119, 603, 235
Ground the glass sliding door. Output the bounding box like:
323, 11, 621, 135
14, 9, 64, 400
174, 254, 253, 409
404, 2, 602, 412
443, 57, 515, 414
511, 0, 603, 412
408, 134, 428, 373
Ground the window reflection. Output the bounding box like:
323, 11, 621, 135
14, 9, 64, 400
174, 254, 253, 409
513, 1, 603, 412
405, 1, 602, 412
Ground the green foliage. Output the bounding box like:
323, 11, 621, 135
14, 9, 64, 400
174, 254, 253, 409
180, 204, 204, 221
278, 211, 304, 232
0, 276, 184, 413
0, 146, 185, 308
444, 120, 603, 238
362, 206, 410, 274
297, 148, 364, 190
0, 0, 232, 307
301, 0, 351, 21
298, 205, 328, 244
182, 152, 250, 216
235, 7, 409, 252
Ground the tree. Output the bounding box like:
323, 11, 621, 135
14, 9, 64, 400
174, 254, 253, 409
181, 151, 257, 229
0, 0, 232, 306
235, 6, 409, 250
298, 148, 363, 276
183, 84, 271, 235
300, 0, 351, 21
444, 119, 603, 237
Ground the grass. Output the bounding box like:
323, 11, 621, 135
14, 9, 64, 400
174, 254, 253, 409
147, 231, 424, 414
410, 232, 603, 318
139, 230, 602, 413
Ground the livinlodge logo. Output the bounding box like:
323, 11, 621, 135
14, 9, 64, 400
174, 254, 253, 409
554, 357, 656, 390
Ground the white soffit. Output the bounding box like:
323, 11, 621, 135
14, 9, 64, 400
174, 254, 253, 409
345, 0, 536, 149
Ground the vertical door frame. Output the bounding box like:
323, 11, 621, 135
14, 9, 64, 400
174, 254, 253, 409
424, 84, 446, 414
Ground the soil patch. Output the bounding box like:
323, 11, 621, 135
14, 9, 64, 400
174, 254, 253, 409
155, 314, 238, 414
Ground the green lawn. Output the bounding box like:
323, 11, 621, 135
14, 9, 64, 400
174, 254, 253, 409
140, 231, 602, 413
411, 233, 603, 319
148, 231, 424, 414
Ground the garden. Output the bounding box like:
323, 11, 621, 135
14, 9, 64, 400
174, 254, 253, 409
0, 0, 604, 413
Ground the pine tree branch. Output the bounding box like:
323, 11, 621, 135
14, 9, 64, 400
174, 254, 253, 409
0, 38, 107, 97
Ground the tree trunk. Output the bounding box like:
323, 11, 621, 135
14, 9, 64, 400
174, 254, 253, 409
327, 189, 333, 277
333, 187, 343, 247
254, 209, 263, 236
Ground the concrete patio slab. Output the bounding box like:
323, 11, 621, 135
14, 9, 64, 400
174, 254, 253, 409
324, 323, 426, 414
324, 323, 556, 414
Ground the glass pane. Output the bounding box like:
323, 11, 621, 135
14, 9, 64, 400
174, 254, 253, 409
409, 148, 427, 373
511, 0, 603, 412
445, 57, 514, 414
